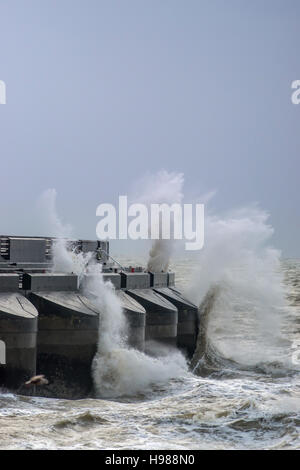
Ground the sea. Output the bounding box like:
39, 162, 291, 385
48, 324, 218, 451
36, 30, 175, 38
0, 255, 299, 450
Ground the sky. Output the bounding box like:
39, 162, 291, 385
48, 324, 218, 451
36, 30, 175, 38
0, 0, 299, 256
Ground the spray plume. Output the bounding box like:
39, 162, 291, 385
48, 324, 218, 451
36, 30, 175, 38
37, 188, 188, 397
187, 205, 291, 368
132, 170, 184, 272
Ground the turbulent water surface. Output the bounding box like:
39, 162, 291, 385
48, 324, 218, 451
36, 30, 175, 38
0, 258, 299, 450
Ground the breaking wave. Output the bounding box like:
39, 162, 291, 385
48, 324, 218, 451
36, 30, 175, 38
38, 188, 188, 398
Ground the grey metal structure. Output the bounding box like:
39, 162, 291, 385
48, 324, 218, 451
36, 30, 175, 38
0, 273, 38, 389
116, 290, 146, 351
126, 288, 178, 346
0, 235, 109, 270
153, 287, 198, 356
0, 236, 199, 399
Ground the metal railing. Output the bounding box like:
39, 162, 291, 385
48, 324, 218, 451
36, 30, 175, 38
98, 249, 125, 271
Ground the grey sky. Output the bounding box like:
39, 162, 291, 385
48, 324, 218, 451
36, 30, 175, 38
0, 0, 299, 256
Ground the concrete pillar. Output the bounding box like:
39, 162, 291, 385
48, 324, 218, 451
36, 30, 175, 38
116, 290, 146, 351
81, 273, 146, 351
24, 273, 100, 399
154, 287, 198, 357
149, 272, 168, 288
0, 274, 38, 389
120, 272, 150, 289
126, 288, 178, 347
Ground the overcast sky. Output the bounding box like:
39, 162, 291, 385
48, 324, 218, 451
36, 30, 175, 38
0, 0, 299, 256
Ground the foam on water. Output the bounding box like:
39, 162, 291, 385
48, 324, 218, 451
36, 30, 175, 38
0, 182, 297, 449
0, 257, 299, 449
130, 172, 295, 372
183, 205, 297, 371
82, 262, 188, 398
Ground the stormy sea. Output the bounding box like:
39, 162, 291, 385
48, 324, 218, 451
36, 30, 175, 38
0, 254, 299, 450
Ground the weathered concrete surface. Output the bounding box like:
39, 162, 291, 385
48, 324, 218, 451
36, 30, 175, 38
0, 273, 19, 292
167, 272, 175, 286
149, 272, 168, 288
29, 291, 100, 399
121, 272, 150, 289
81, 273, 121, 291
102, 273, 121, 289
9, 237, 46, 263
23, 273, 78, 292
154, 287, 198, 357
80, 240, 98, 252
126, 289, 178, 346
116, 290, 146, 351
0, 292, 38, 389
81, 274, 146, 351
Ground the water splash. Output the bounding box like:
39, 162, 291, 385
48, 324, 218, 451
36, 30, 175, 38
82, 262, 188, 398
187, 205, 295, 371
131, 170, 184, 272
38, 188, 188, 398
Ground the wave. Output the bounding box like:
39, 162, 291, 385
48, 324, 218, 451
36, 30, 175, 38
191, 285, 300, 378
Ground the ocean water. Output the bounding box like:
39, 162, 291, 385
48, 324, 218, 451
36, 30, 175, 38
0, 257, 299, 450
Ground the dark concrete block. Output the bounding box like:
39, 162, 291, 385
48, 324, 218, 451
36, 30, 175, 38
80, 273, 121, 291
81, 240, 98, 253
149, 272, 168, 287
0, 274, 19, 292
117, 290, 146, 351
121, 272, 150, 289
154, 287, 198, 357
23, 273, 78, 292
0, 293, 38, 389
30, 290, 100, 399
102, 273, 121, 289
168, 272, 175, 286
9, 237, 46, 263
126, 289, 178, 344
